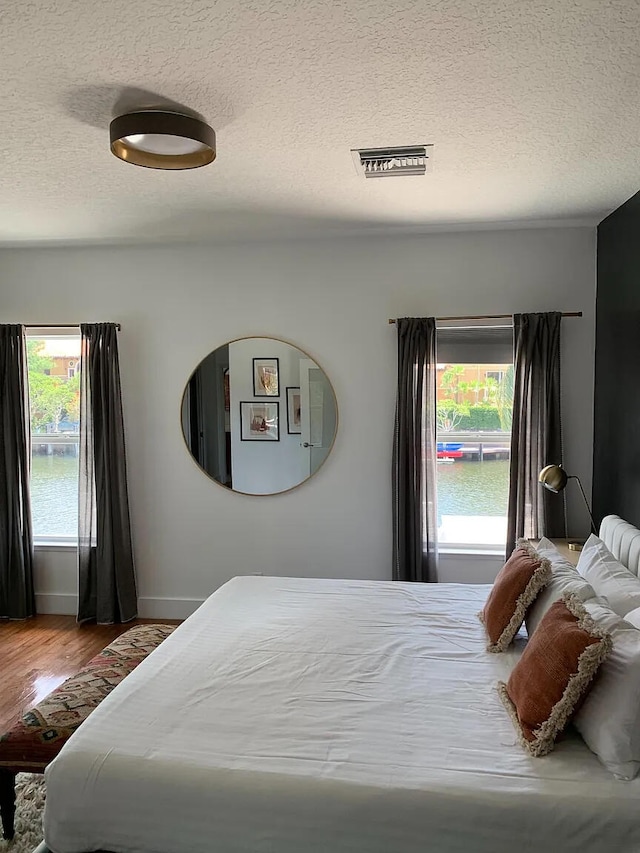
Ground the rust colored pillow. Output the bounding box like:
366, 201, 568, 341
498, 593, 612, 757
480, 540, 551, 652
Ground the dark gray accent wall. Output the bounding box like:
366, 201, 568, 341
593, 191, 640, 526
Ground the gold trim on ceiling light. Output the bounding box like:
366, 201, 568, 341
109, 111, 216, 170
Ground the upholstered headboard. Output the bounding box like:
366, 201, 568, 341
599, 515, 640, 577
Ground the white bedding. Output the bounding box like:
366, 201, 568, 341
44, 577, 640, 853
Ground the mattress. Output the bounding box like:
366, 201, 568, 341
44, 576, 640, 853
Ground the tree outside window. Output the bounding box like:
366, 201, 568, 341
27, 341, 80, 433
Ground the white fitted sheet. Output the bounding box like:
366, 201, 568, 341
44, 577, 640, 853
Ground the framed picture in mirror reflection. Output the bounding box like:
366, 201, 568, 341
286, 387, 301, 434
240, 401, 279, 441
253, 358, 279, 396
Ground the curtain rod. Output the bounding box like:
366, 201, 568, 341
25, 323, 122, 331
388, 312, 582, 324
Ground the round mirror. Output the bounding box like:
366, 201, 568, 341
181, 337, 338, 495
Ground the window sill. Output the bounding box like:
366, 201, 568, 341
438, 546, 504, 558
35, 540, 78, 552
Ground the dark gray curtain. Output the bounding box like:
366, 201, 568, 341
78, 323, 137, 624
392, 318, 438, 582
506, 312, 565, 555
0, 325, 35, 619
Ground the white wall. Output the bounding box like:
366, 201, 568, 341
0, 228, 596, 617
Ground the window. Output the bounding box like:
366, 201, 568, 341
485, 370, 504, 383
26, 331, 81, 542
435, 324, 514, 549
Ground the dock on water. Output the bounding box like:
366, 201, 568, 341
437, 431, 511, 462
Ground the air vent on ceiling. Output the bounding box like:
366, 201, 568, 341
351, 145, 433, 178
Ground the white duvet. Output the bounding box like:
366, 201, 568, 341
45, 577, 640, 853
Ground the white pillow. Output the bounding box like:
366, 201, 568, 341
574, 598, 640, 779
525, 537, 595, 636
577, 534, 640, 617
624, 606, 640, 630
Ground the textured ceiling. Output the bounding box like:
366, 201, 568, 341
1, 0, 639, 244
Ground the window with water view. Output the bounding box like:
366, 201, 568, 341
436, 361, 513, 548
27, 334, 81, 541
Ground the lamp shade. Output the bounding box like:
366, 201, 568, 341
539, 464, 568, 493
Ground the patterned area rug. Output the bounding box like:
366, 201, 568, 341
0, 774, 45, 853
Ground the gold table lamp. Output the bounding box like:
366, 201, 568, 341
538, 464, 597, 543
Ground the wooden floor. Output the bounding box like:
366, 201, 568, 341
0, 615, 180, 733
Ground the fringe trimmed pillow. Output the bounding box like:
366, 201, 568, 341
479, 540, 551, 652
498, 593, 612, 757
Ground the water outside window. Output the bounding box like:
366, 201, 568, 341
27, 336, 81, 540
436, 363, 513, 547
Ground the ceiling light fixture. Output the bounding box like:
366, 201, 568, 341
109, 111, 216, 170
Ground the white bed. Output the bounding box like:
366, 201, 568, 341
43, 518, 640, 853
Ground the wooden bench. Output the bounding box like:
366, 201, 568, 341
0, 623, 175, 841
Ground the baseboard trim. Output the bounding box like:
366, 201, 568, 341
35, 592, 77, 615
137, 597, 204, 620
34, 594, 204, 620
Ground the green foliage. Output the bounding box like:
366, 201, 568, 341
437, 399, 470, 432
456, 405, 503, 432
27, 341, 80, 432
438, 364, 514, 432
26, 340, 53, 374
437, 403, 510, 433
440, 365, 465, 403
